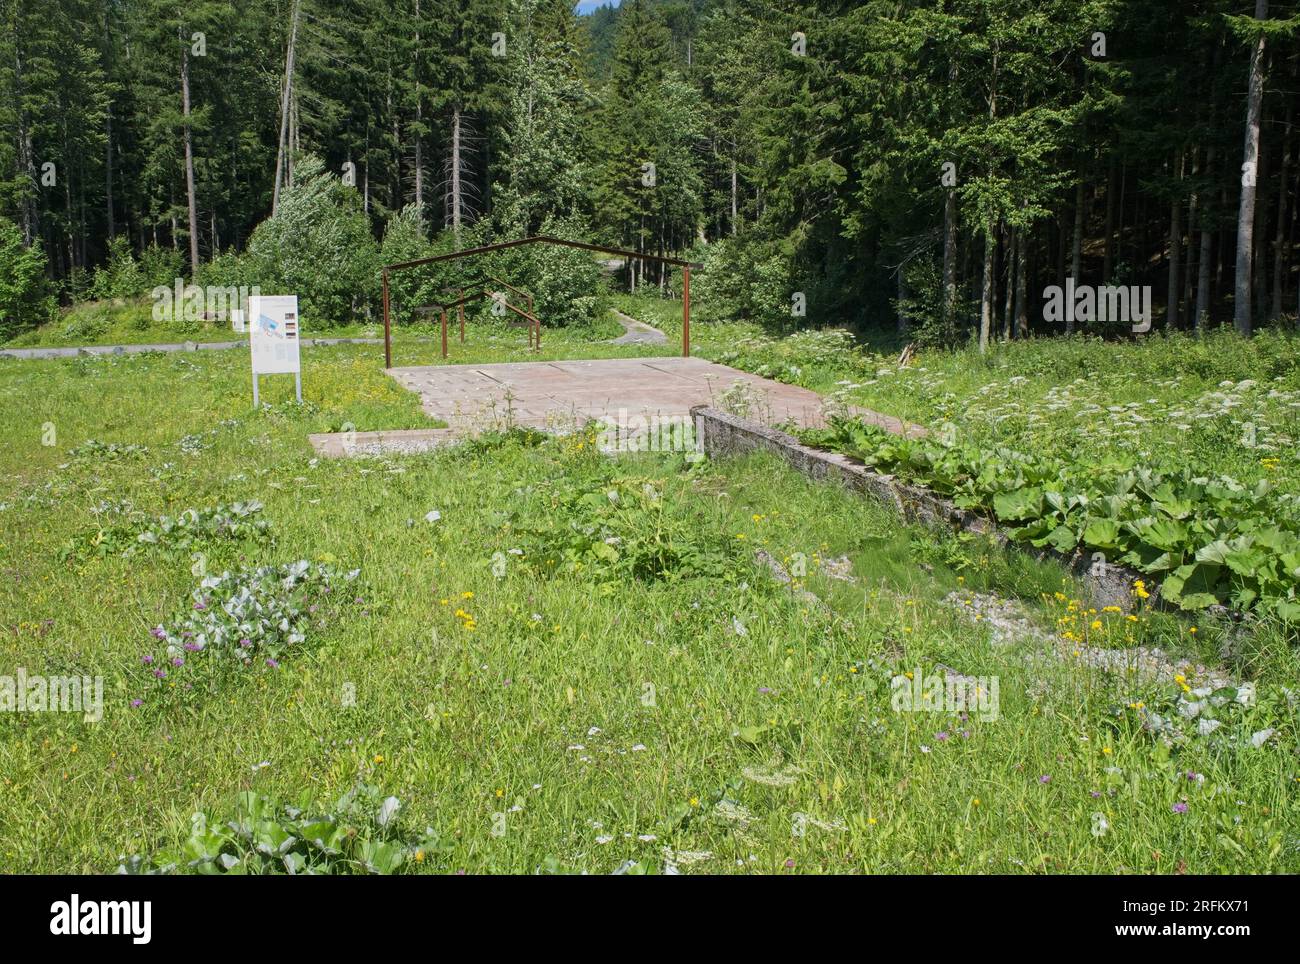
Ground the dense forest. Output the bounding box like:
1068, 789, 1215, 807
2, 0, 1300, 345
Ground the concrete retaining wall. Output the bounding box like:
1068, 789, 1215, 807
691, 405, 1145, 611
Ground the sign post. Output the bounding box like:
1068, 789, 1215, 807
248, 295, 302, 405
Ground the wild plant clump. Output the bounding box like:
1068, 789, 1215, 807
116, 783, 448, 875
133, 560, 362, 708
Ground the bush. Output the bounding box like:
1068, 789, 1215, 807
196, 249, 261, 294
90, 235, 146, 299
694, 232, 793, 328
138, 243, 185, 292
84, 239, 183, 306
247, 155, 379, 325
0, 217, 55, 338
379, 205, 458, 324
489, 218, 610, 329
895, 255, 969, 349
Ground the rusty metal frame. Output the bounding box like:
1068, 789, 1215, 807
381, 235, 699, 368
487, 276, 534, 313
415, 289, 541, 356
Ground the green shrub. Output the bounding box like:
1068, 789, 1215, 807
91, 235, 146, 299
694, 232, 793, 328
247, 155, 379, 325
196, 249, 260, 293
138, 243, 185, 292
379, 205, 460, 323
0, 217, 55, 338
489, 219, 610, 329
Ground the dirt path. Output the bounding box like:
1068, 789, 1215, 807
610, 310, 667, 345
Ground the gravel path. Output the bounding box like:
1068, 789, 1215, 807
610, 310, 668, 345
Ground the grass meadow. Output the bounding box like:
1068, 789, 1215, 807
0, 308, 1297, 873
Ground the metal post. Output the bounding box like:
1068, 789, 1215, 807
682, 266, 691, 357
458, 288, 465, 342
252, 373, 259, 407
441, 308, 448, 359
382, 269, 392, 368
294, 371, 302, 403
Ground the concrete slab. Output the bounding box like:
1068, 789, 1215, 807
309, 356, 925, 457
386, 357, 835, 432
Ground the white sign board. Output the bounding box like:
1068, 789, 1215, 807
249, 295, 301, 374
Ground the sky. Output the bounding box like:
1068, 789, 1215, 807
575, 1, 621, 13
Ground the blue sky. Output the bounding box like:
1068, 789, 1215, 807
575, 0, 621, 13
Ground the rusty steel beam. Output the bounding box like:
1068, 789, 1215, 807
487, 276, 535, 312
384, 234, 702, 272
382, 269, 392, 368
682, 266, 691, 358
417, 289, 541, 357
383, 235, 691, 364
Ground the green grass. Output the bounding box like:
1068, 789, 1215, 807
1, 335, 1297, 874
5, 298, 384, 348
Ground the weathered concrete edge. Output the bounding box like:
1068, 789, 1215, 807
690, 405, 1239, 622
0, 337, 381, 360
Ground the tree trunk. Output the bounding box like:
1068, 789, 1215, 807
897, 266, 908, 336
730, 156, 738, 234
102, 13, 116, 240
1002, 223, 1014, 340
979, 220, 995, 352
1167, 149, 1183, 330
1272, 95, 1293, 320
181, 28, 200, 278
413, 0, 424, 225
1069, 179, 1083, 334
450, 104, 463, 242
943, 188, 958, 334
1234, 0, 1268, 336
11, 38, 38, 244
1195, 147, 1216, 332
1103, 157, 1115, 280
1014, 223, 1028, 339
272, 0, 299, 217
1183, 148, 1198, 314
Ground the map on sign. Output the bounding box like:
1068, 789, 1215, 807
248, 295, 301, 375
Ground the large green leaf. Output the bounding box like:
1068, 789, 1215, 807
993, 486, 1044, 522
